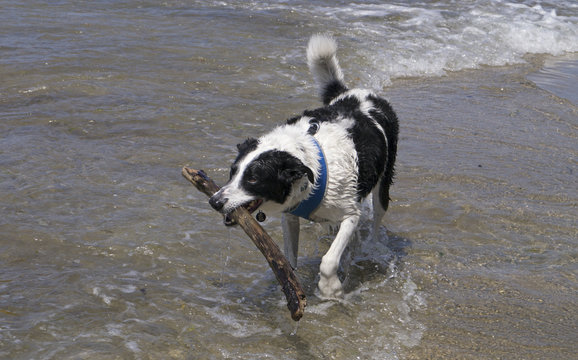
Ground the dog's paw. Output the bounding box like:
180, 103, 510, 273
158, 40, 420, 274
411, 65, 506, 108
317, 274, 344, 300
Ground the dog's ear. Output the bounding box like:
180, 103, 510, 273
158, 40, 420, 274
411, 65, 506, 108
234, 137, 259, 162
237, 137, 259, 153
302, 166, 315, 183
280, 163, 314, 185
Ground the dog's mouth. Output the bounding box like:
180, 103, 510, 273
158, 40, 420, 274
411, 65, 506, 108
223, 199, 263, 226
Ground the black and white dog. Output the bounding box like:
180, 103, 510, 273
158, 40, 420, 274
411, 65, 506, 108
209, 34, 398, 299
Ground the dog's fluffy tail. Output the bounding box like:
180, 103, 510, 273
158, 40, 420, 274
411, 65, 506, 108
307, 34, 348, 105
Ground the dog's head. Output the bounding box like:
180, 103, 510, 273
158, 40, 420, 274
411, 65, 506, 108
209, 137, 314, 225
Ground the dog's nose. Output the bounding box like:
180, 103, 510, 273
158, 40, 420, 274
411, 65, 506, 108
209, 195, 228, 211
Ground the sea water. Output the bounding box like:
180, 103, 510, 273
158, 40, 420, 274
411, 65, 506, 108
1, 0, 576, 359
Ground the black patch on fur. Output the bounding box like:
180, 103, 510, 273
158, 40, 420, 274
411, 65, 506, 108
367, 94, 399, 211
303, 95, 360, 122
241, 150, 313, 204
347, 112, 387, 200
290, 92, 399, 208
286, 115, 301, 125
322, 80, 348, 105
302, 107, 338, 122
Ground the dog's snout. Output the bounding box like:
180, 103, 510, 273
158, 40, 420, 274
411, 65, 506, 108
209, 195, 228, 212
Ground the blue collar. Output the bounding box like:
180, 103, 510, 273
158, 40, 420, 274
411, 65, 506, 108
288, 138, 327, 220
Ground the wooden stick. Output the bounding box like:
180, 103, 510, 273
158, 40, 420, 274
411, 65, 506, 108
181, 167, 306, 321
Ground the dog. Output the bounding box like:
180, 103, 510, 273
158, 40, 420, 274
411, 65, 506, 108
209, 34, 398, 299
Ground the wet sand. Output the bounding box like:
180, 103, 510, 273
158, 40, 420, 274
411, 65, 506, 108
390, 58, 577, 359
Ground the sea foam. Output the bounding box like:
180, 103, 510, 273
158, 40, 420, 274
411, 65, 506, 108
322, 1, 578, 85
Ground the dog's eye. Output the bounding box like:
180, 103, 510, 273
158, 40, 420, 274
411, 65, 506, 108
247, 177, 258, 184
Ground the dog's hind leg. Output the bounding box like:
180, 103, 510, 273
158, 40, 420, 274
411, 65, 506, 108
372, 188, 386, 241
372, 178, 390, 241
318, 214, 360, 299
282, 213, 300, 269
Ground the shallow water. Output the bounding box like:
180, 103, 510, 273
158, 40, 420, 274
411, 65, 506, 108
1, 1, 577, 359
528, 53, 578, 104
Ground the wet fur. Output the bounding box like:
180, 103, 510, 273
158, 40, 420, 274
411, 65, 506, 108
209, 34, 399, 299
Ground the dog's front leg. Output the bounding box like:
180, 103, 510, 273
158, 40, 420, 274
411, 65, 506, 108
282, 213, 300, 269
318, 214, 360, 299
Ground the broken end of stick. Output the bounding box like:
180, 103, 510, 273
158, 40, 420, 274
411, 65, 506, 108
181, 167, 209, 184
182, 167, 221, 197
289, 293, 307, 321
